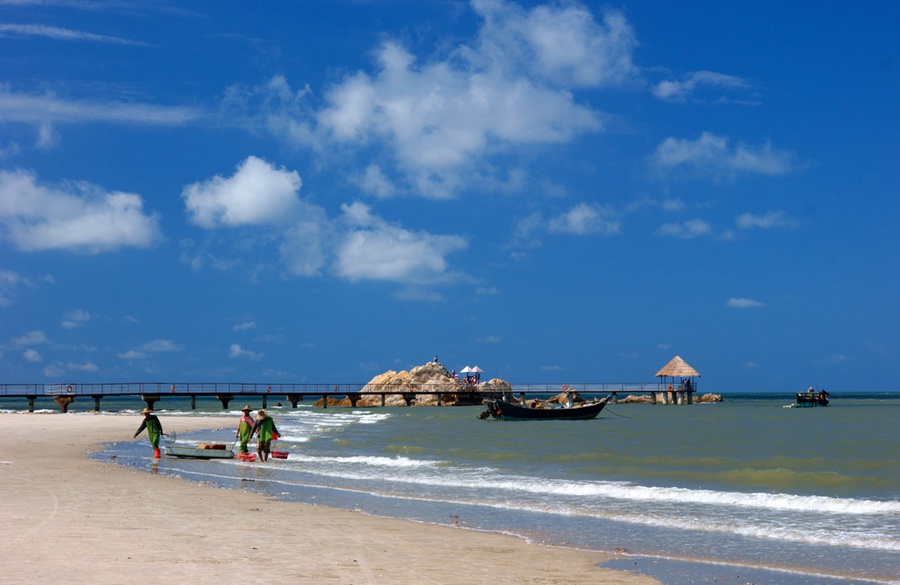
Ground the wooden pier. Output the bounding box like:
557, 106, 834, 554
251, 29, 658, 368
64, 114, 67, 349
0, 382, 697, 412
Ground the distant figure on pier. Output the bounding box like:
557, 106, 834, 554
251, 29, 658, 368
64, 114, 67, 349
133, 407, 164, 459
235, 405, 255, 455
253, 409, 280, 462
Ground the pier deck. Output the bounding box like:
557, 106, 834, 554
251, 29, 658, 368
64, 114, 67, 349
0, 382, 695, 412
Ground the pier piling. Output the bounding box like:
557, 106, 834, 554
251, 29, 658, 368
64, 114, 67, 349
54, 395, 74, 413
215, 394, 234, 409
141, 395, 160, 410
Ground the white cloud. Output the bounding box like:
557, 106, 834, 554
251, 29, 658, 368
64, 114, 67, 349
334, 202, 467, 283
140, 339, 183, 352
278, 214, 330, 277
316, 40, 603, 199
183, 156, 303, 228
656, 219, 712, 239
37, 121, 58, 150
356, 164, 397, 199
229, 343, 263, 361
0, 87, 203, 126
736, 210, 796, 230
0, 23, 147, 45
181, 160, 466, 286
23, 348, 42, 362
652, 132, 797, 179
394, 287, 444, 302
61, 308, 91, 329
652, 70, 749, 102
0, 140, 22, 158
118, 339, 181, 360
42, 363, 64, 377
43, 360, 99, 377
11, 330, 48, 348
0, 269, 32, 305
232, 321, 257, 332
181, 155, 331, 272
473, 0, 639, 87
726, 297, 765, 308
547, 202, 621, 235
511, 211, 546, 249
69, 361, 98, 372
238, 1, 638, 198
0, 169, 162, 253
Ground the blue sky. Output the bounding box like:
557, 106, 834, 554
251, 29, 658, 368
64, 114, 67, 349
1, 0, 896, 392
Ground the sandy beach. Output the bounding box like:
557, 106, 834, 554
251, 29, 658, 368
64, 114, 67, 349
0, 413, 657, 585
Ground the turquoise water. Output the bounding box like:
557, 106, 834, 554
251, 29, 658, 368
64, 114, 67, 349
9, 392, 897, 583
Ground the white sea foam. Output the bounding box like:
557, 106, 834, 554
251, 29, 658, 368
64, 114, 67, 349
286, 453, 900, 517
289, 453, 438, 468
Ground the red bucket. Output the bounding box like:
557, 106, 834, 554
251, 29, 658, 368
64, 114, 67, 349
271, 451, 288, 459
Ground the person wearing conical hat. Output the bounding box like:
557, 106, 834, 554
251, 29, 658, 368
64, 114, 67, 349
133, 407, 164, 459
252, 409, 280, 462
235, 405, 255, 455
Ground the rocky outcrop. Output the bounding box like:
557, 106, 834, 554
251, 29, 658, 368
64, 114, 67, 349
313, 362, 511, 407
694, 393, 723, 403
618, 394, 654, 404
616, 392, 723, 404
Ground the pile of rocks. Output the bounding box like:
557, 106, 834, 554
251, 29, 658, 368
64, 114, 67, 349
315, 361, 512, 407
616, 392, 723, 404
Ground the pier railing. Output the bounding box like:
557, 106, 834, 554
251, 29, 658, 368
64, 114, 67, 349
0, 381, 665, 398
0, 381, 696, 412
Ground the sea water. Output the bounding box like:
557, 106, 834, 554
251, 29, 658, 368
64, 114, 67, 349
17, 392, 896, 584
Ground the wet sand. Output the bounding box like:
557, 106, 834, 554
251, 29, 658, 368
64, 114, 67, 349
0, 413, 658, 585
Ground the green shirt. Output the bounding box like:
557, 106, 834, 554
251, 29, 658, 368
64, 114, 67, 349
255, 417, 277, 442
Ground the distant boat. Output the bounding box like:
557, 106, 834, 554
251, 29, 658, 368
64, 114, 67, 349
786, 388, 829, 408
165, 444, 235, 459
481, 396, 609, 420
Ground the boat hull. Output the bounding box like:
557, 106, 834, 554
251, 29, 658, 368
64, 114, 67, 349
486, 397, 608, 421
790, 391, 829, 407
165, 446, 235, 459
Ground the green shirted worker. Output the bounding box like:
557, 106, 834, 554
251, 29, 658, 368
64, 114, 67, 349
235, 405, 255, 454
133, 407, 164, 459
253, 409, 280, 462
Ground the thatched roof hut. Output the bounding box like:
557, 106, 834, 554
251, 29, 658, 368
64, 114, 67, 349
655, 356, 700, 378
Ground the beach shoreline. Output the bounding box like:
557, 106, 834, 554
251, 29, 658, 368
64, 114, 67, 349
0, 412, 658, 585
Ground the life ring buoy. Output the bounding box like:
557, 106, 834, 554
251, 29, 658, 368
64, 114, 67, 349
667, 384, 673, 391
66, 385, 74, 394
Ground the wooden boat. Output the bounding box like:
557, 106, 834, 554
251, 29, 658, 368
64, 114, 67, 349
786, 388, 829, 408
482, 396, 609, 421
165, 445, 235, 459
